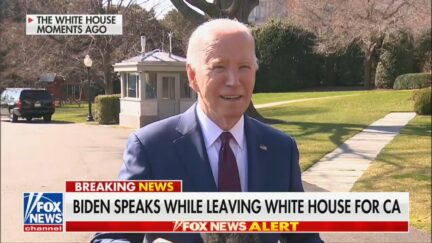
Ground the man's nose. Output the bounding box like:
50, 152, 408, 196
225, 69, 240, 86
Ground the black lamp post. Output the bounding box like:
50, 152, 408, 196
84, 54, 94, 121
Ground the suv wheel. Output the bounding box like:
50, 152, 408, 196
26, 117, 32, 122
43, 115, 52, 123
10, 111, 18, 123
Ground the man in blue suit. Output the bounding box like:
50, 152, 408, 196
92, 19, 322, 243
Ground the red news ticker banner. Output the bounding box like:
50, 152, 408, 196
66, 181, 182, 192
66, 221, 409, 232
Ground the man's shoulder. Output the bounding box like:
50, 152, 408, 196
132, 115, 182, 144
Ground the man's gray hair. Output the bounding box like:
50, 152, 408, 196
186, 18, 258, 69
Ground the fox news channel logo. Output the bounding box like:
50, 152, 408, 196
23, 193, 63, 232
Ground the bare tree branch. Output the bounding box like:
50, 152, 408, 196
288, 0, 431, 87
170, 0, 207, 25
222, 0, 241, 18
188, 0, 220, 16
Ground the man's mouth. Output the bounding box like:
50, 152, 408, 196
220, 95, 242, 101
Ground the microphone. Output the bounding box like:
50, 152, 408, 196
203, 233, 261, 243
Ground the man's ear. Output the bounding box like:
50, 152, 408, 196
186, 63, 199, 92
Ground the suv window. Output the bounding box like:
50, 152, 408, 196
11, 90, 19, 101
20, 90, 52, 100
0, 91, 6, 102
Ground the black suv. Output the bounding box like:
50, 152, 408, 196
0, 88, 55, 122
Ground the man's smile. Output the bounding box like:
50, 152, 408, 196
220, 95, 242, 101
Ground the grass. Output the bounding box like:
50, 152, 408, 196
252, 90, 365, 105
351, 116, 431, 234
52, 103, 91, 123
50, 90, 430, 233
257, 90, 414, 171
258, 89, 430, 234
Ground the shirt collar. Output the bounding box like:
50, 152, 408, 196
196, 102, 245, 150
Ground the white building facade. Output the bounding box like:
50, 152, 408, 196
113, 49, 196, 129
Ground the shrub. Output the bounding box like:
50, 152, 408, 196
414, 28, 432, 73
413, 88, 431, 115
319, 43, 364, 86
375, 31, 415, 88
94, 94, 120, 124
375, 50, 394, 88
393, 73, 431, 90
253, 20, 319, 92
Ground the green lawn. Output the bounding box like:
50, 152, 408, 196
257, 90, 414, 171
351, 116, 431, 234
252, 90, 364, 105
52, 103, 90, 123
258, 89, 430, 234
52, 90, 430, 232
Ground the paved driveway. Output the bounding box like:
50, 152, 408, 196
1, 119, 134, 242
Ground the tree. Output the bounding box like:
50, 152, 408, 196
414, 28, 432, 73
161, 9, 195, 55
375, 31, 415, 88
0, 0, 52, 83
0, 0, 167, 94
85, 1, 165, 94
44, 0, 165, 94
253, 20, 319, 92
169, 0, 265, 120
170, 0, 259, 24
288, 0, 431, 87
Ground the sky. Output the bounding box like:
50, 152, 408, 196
138, 0, 205, 19
140, 0, 175, 18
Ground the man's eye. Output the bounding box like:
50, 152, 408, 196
212, 65, 224, 70
240, 65, 251, 70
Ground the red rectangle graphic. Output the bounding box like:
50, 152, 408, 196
66, 221, 408, 232
24, 224, 63, 232
66, 181, 182, 192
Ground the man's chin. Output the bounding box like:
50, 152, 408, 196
219, 111, 246, 121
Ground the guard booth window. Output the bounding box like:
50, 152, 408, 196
162, 76, 175, 100
145, 72, 157, 99
127, 73, 139, 98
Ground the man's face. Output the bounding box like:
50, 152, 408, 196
187, 31, 256, 128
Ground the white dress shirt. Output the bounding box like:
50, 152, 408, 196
196, 102, 248, 192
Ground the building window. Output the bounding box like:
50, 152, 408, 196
126, 73, 139, 98
145, 72, 157, 99
180, 72, 192, 99
162, 76, 175, 100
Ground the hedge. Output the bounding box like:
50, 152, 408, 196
94, 94, 120, 124
414, 28, 432, 72
253, 20, 319, 92
413, 88, 431, 115
253, 20, 366, 91
393, 73, 431, 90
375, 31, 415, 88
319, 43, 364, 86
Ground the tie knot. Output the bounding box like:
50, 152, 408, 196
220, 132, 233, 145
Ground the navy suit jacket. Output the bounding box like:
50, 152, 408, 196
92, 103, 322, 243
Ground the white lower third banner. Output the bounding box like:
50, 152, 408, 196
64, 192, 409, 232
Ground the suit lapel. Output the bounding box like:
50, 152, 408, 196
173, 104, 217, 192
172, 106, 271, 192
245, 116, 269, 192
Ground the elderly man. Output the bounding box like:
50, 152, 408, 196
91, 19, 322, 243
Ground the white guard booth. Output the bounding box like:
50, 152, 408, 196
113, 49, 196, 129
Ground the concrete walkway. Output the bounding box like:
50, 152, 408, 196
302, 112, 431, 243
255, 94, 359, 109
302, 112, 416, 192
